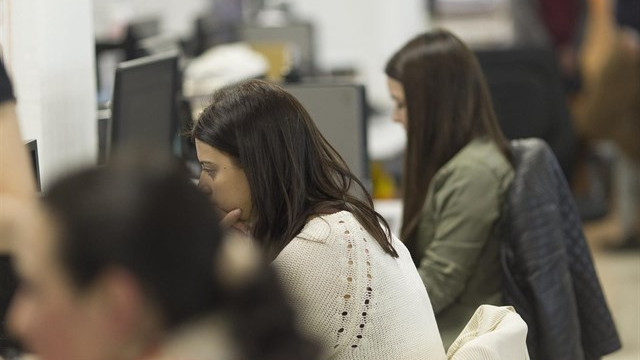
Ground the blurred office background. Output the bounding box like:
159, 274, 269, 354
0, 0, 638, 358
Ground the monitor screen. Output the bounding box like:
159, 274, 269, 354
110, 52, 179, 156
283, 83, 370, 187
240, 23, 315, 76
25, 139, 41, 192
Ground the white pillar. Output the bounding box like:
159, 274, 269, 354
7, 0, 97, 189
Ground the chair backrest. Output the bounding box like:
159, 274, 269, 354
501, 138, 620, 360
475, 48, 578, 182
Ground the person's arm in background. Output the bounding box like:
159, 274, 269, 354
572, 0, 640, 162
0, 59, 38, 254
0, 58, 38, 354
0, 59, 36, 201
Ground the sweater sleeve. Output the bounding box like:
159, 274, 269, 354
272, 222, 367, 357
415, 163, 501, 314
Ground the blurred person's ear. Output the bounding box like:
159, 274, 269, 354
94, 268, 163, 351
215, 233, 261, 290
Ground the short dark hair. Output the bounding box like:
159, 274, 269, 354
44, 154, 221, 326
42, 151, 320, 360
192, 79, 397, 259
385, 29, 511, 245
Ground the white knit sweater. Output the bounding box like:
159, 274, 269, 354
273, 211, 447, 359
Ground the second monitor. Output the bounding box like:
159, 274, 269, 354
284, 83, 370, 188
110, 52, 180, 156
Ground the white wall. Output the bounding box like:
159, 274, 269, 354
93, 0, 209, 39
8, 0, 97, 189
93, 0, 428, 106
285, 0, 429, 105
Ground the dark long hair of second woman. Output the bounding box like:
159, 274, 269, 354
385, 29, 512, 248
41, 152, 320, 360
192, 79, 397, 260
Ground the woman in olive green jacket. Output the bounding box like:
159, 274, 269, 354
385, 29, 515, 348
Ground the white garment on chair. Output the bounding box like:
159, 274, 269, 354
447, 305, 530, 360
182, 43, 268, 98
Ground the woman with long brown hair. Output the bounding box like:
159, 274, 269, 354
385, 29, 515, 348
1, 58, 320, 360
192, 79, 447, 359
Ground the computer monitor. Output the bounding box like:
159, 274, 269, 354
124, 17, 161, 60
110, 52, 180, 156
25, 140, 41, 192
283, 83, 370, 187
240, 23, 315, 76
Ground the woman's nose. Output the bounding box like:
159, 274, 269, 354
197, 174, 212, 196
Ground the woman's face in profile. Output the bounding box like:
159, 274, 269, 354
8, 212, 120, 360
195, 139, 253, 222
387, 77, 408, 129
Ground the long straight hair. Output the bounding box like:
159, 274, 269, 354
385, 29, 512, 250
192, 80, 397, 260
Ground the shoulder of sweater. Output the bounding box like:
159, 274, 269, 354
290, 210, 361, 245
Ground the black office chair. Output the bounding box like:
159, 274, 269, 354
475, 48, 578, 184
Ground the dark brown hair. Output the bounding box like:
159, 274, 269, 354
385, 29, 511, 248
192, 79, 397, 260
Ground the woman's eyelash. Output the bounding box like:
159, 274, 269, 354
204, 168, 217, 176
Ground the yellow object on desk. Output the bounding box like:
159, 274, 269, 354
371, 161, 397, 199
249, 42, 293, 82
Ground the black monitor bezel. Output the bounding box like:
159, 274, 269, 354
25, 139, 41, 192
110, 51, 180, 156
